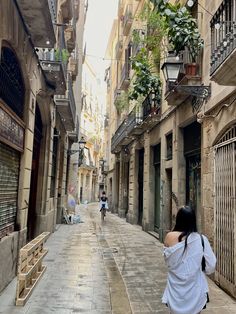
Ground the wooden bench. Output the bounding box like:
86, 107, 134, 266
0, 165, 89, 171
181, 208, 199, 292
15, 232, 50, 306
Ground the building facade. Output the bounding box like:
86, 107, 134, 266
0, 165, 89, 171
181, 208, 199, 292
78, 58, 105, 203
0, 0, 85, 292
105, 0, 236, 297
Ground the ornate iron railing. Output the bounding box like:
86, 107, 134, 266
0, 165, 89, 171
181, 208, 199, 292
142, 91, 161, 120
115, 38, 123, 59
210, 0, 236, 74
123, 4, 132, 35
111, 107, 142, 152
120, 62, 130, 88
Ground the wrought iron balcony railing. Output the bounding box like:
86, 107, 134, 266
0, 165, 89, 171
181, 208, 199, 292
123, 4, 132, 36
120, 62, 130, 89
65, 18, 76, 52
142, 92, 161, 120
36, 48, 67, 95
114, 88, 121, 102
115, 38, 123, 59
54, 74, 76, 131
111, 107, 142, 153
210, 0, 236, 75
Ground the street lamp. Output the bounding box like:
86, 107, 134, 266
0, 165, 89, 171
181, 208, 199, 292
79, 136, 86, 150
161, 51, 211, 112
67, 136, 87, 166
78, 137, 86, 166
161, 51, 183, 84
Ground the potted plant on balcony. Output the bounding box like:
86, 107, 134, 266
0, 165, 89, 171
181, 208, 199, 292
151, 0, 204, 76
55, 48, 70, 63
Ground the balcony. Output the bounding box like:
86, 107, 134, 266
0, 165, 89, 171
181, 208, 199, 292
132, 29, 145, 56
36, 48, 66, 95
163, 49, 204, 107
114, 88, 121, 103
104, 115, 109, 128
64, 19, 76, 52
59, 0, 73, 23
54, 74, 76, 131
74, 0, 80, 20
123, 5, 132, 36
142, 92, 161, 129
120, 62, 130, 90
68, 51, 78, 80
111, 91, 162, 153
111, 107, 142, 153
210, 0, 236, 85
17, 0, 56, 48
115, 38, 123, 59
118, 0, 125, 16
68, 117, 79, 143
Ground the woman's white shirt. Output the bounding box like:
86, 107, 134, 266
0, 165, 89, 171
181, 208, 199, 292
162, 232, 216, 314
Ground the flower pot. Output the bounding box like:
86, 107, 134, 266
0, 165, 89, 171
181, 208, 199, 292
184, 63, 198, 76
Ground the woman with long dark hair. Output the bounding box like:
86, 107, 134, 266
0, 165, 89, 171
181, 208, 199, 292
162, 206, 216, 314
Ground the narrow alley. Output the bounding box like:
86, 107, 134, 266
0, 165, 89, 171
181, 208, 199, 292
1, 204, 235, 314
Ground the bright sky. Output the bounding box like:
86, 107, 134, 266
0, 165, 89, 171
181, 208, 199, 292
84, 0, 118, 81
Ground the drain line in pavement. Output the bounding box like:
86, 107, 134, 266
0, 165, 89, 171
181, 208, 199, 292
91, 216, 132, 314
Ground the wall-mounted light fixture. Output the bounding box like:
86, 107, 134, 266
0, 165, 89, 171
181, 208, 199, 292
161, 51, 211, 112
67, 136, 87, 166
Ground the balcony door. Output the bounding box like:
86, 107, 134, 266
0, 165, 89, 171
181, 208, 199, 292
138, 149, 144, 225
27, 104, 42, 240
153, 144, 161, 234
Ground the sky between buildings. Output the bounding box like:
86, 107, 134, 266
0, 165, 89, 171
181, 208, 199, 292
84, 0, 118, 102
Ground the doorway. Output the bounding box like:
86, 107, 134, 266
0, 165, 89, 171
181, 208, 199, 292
166, 169, 173, 231
138, 149, 144, 225
184, 121, 201, 213
153, 144, 161, 233
27, 104, 42, 240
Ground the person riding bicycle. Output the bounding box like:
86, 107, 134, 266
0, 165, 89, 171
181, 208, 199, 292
99, 191, 108, 216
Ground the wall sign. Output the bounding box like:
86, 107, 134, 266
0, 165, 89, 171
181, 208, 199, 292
0, 102, 24, 152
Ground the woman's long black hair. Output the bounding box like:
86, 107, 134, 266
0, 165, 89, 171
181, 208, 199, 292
173, 205, 198, 252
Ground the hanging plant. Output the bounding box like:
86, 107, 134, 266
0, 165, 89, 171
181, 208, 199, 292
129, 49, 162, 103
133, 4, 167, 68
114, 91, 129, 113
150, 0, 203, 62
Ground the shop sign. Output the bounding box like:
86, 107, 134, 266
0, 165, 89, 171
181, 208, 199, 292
0, 103, 24, 152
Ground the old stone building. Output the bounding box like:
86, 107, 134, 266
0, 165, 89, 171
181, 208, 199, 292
0, 0, 85, 292
105, 0, 236, 297
78, 58, 105, 203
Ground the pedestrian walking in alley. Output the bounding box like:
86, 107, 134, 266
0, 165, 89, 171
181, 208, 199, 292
162, 206, 216, 314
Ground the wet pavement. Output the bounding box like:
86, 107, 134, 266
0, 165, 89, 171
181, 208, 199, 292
0, 203, 236, 314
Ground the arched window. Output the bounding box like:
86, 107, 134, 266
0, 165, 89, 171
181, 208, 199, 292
0, 47, 25, 118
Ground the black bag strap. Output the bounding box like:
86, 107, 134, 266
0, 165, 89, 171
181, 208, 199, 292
200, 234, 206, 271
200, 234, 205, 251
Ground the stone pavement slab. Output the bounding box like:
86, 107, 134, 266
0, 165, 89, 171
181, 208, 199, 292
0, 203, 236, 314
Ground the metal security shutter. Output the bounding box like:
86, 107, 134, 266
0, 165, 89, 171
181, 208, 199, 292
0, 142, 20, 238
214, 124, 236, 297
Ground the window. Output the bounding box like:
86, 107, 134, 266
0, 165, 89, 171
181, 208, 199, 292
166, 133, 173, 160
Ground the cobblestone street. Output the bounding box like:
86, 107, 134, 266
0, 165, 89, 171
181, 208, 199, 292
0, 203, 236, 314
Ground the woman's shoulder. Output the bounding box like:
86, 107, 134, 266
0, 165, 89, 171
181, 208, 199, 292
164, 231, 182, 247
